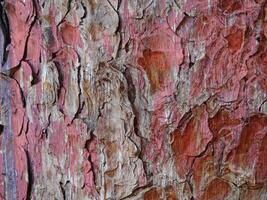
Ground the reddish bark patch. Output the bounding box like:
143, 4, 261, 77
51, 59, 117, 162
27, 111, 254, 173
49, 121, 66, 156
137, 27, 183, 94
60, 23, 80, 47
226, 29, 244, 54
144, 186, 178, 200
14, 146, 28, 200
165, 185, 178, 200
228, 115, 267, 178
83, 134, 99, 195
258, 51, 267, 75
138, 49, 170, 93
144, 188, 161, 200
200, 178, 231, 200
208, 109, 241, 139
25, 23, 42, 75
193, 14, 214, 40
218, 0, 242, 14
171, 106, 212, 178
2, 76, 26, 137
5, 1, 34, 68
192, 147, 215, 198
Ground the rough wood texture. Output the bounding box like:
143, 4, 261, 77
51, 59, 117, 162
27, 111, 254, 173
0, 0, 267, 199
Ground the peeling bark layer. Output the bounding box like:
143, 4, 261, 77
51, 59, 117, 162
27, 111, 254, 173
0, 0, 267, 199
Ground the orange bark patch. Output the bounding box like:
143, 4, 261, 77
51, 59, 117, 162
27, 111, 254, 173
229, 115, 267, 173
172, 106, 212, 157
144, 188, 161, 200
144, 186, 178, 200
171, 106, 212, 178
138, 49, 170, 93
165, 185, 178, 200
201, 178, 231, 200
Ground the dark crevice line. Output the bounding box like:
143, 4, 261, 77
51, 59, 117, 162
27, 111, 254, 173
0, 124, 3, 134
0, 2, 10, 66
25, 149, 34, 200
59, 181, 66, 200
57, 0, 72, 27
79, 1, 87, 26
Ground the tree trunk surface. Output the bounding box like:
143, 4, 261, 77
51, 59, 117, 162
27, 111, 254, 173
0, 0, 267, 199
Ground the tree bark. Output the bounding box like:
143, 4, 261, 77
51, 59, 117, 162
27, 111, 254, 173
0, 0, 267, 199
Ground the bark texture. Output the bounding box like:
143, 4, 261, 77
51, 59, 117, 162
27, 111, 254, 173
0, 0, 267, 199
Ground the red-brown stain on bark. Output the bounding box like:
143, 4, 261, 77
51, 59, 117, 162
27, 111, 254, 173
60, 23, 80, 46
165, 185, 178, 200
144, 188, 161, 200
171, 106, 212, 178
228, 114, 267, 180
200, 178, 231, 200
208, 109, 241, 139
138, 49, 170, 93
218, 0, 242, 14
144, 186, 178, 200
192, 147, 215, 198
226, 29, 244, 54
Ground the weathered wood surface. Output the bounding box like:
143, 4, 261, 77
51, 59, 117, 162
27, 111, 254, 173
0, 0, 267, 199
